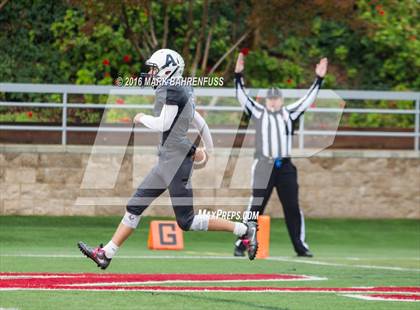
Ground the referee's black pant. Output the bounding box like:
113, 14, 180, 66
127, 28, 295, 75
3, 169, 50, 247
246, 158, 309, 255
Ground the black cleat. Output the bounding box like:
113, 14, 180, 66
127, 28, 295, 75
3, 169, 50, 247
77, 241, 112, 270
244, 221, 258, 260
233, 239, 246, 257
297, 250, 313, 258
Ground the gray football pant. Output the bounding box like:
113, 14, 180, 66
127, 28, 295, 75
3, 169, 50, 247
126, 155, 195, 231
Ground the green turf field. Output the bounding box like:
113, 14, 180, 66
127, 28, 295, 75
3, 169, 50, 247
0, 216, 419, 309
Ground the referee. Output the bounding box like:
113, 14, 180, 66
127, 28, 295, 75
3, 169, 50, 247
233, 52, 328, 257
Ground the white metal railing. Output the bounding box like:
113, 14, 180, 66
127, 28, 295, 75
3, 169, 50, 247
0, 83, 419, 150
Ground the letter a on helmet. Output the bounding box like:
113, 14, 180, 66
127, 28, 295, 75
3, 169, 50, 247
162, 54, 177, 69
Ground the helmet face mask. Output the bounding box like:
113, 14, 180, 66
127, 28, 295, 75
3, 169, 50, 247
139, 64, 159, 87
145, 63, 159, 77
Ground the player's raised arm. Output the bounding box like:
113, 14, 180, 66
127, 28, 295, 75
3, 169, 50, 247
234, 52, 265, 119
286, 58, 328, 121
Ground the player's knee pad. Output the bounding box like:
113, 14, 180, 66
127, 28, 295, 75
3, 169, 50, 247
189, 214, 210, 231
121, 211, 141, 229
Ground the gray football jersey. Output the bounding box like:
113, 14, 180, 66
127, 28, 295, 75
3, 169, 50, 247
154, 84, 195, 155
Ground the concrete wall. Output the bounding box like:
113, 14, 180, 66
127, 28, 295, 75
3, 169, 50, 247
1, 145, 419, 219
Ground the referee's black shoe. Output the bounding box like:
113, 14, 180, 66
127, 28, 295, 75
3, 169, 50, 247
297, 250, 313, 258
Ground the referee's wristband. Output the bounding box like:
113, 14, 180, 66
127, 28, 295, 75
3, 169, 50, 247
315, 75, 324, 86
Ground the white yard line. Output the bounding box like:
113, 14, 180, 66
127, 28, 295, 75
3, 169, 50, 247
268, 257, 420, 272
0, 254, 419, 272
61, 278, 326, 286
1, 288, 420, 295
340, 294, 420, 302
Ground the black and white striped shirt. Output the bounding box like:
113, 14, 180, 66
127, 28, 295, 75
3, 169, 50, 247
235, 73, 323, 158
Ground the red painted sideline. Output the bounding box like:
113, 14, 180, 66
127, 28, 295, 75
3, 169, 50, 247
0, 272, 314, 289
370, 294, 420, 301
0, 273, 419, 297
2, 284, 420, 294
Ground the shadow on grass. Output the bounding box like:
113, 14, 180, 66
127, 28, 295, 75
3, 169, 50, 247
151, 292, 289, 310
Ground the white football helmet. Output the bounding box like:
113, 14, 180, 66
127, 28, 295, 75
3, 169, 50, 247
145, 49, 185, 79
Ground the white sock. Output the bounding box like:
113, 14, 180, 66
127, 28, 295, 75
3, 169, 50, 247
233, 222, 248, 237
102, 240, 119, 259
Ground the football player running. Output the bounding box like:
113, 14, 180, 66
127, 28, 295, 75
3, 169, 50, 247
78, 49, 258, 269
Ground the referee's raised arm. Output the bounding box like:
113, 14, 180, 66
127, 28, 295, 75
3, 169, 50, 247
234, 53, 265, 119
285, 58, 328, 121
